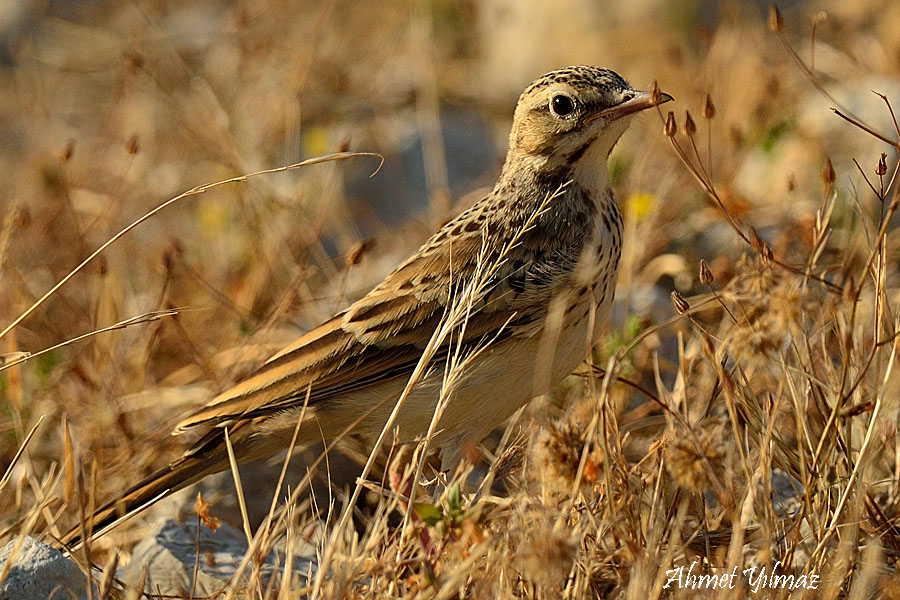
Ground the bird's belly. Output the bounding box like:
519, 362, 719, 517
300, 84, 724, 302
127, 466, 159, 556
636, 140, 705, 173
299, 295, 613, 456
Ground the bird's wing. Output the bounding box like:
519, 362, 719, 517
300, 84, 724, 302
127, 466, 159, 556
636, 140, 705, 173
173, 201, 544, 434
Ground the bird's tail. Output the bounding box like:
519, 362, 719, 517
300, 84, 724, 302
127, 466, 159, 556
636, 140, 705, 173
58, 453, 226, 550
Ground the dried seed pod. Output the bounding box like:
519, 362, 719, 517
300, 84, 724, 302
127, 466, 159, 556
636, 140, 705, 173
768, 4, 784, 32
649, 80, 662, 106
684, 110, 697, 137
126, 134, 140, 155
821, 158, 835, 189
876, 153, 887, 176
162, 240, 182, 273
346, 238, 376, 266
335, 135, 352, 153
124, 50, 144, 71
841, 401, 874, 417
699, 259, 714, 285
749, 227, 764, 254
95, 255, 108, 276
703, 93, 716, 119
60, 139, 75, 163
671, 290, 690, 315
665, 111, 677, 137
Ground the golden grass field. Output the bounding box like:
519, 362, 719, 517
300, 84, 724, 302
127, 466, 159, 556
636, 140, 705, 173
1, 0, 900, 597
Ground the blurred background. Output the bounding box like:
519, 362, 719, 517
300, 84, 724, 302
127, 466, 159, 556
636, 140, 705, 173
1, 0, 898, 545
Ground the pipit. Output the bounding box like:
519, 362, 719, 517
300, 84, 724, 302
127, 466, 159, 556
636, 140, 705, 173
62, 66, 671, 546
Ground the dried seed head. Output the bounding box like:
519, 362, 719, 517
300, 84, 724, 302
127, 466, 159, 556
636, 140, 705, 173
729, 318, 784, 368
665, 419, 727, 493
703, 93, 716, 119
876, 153, 887, 177
730, 255, 778, 297
665, 111, 677, 137
533, 418, 604, 493
684, 110, 697, 137
768, 4, 784, 32
670, 290, 690, 315
649, 80, 662, 106
699, 259, 714, 285
767, 281, 809, 332
516, 509, 578, 589
494, 441, 525, 483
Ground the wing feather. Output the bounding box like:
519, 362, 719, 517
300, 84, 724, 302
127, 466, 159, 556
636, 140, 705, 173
174, 203, 531, 435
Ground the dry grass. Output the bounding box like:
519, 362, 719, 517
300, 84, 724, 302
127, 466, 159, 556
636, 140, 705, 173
2, 0, 900, 597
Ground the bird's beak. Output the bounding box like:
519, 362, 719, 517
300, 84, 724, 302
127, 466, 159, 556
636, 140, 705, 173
585, 89, 674, 124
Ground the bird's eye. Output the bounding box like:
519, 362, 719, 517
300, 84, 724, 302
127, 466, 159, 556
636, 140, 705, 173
550, 93, 576, 117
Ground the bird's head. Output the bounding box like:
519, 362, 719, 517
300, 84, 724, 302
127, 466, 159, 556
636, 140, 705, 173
506, 66, 672, 177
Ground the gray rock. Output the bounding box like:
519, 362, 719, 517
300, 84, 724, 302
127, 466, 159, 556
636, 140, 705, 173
118, 518, 318, 596
770, 469, 803, 519
0, 536, 89, 600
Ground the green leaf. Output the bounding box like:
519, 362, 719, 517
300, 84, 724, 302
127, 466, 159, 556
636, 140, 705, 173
447, 483, 462, 513
413, 502, 444, 526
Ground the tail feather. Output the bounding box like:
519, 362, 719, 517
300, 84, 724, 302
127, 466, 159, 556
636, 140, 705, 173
58, 419, 288, 550
59, 454, 225, 549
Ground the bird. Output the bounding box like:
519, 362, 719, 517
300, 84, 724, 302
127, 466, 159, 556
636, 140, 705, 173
60, 66, 671, 547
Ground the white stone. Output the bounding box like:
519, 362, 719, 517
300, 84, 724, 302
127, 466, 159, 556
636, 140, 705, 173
0, 536, 89, 600
118, 518, 318, 596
